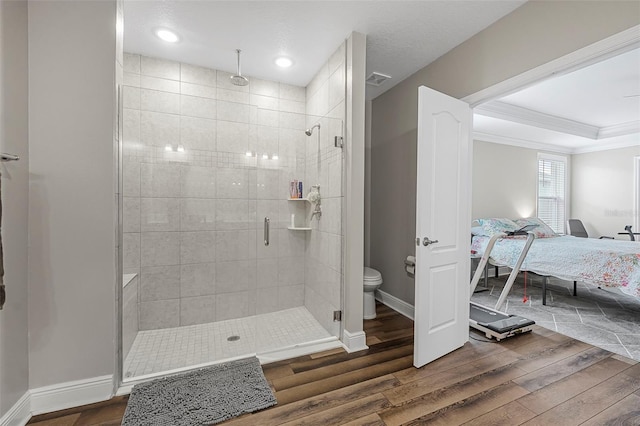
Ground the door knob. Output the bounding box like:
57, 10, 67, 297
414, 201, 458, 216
423, 237, 439, 246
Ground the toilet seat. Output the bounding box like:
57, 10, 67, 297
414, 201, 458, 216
364, 267, 383, 285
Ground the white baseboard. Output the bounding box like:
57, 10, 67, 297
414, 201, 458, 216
0, 391, 30, 426
342, 329, 368, 353
375, 290, 414, 320
30, 375, 114, 416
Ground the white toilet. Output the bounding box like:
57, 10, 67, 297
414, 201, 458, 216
363, 267, 383, 319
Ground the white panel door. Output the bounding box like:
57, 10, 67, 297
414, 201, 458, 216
414, 86, 471, 368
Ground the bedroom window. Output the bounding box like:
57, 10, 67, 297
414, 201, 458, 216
537, 153, 567, 234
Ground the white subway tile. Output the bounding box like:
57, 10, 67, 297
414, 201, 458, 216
216, 121, 248, 154
140, 89, 180, 114
328, 66, 345, 111
123, 86, 140, 109
141, 56, 180, 80
140, 163, 181, 197
180, 263, 216, 297
140, 198, 180, 232
216, 199, 250, 230
141, 232, 180, 266
279, 99, 305, 114
250, 94, 278, 110
255, 288, 278, 314
328, 42, 345, 75
216, 260, 251, 293
180, 295, 216, 326
216, 168, 249, 199
250, 78, 279, 97
180, 198, 216, 231
180, 231, 216, 264
180, 95, 216, 119
257, 108, 279, 127
217, 88, 249, 104
124, 53, 141, 74
278, 284, 304, 309
215, 230, 252, 261
279, 83, 305, 102
140, 265, 180, 301
124, 72, 140, 88
215, 292, 249, 321
140, 76, 180, 93
123, 197, 141, 233
122, 158, 140, 197
123, 233, 140, 269
256, 259, 279, 289
139, 300, 180, 330
140, 111, 180, 147
180, 166, 216, 198
180, 116, 216, 151
217, 100, 250, 123
181, 82, 216, 99
181, 63, 216, 87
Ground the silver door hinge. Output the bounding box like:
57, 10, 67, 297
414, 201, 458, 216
333, 310, 342, 321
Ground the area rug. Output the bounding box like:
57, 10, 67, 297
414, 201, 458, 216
121, 357, 276, 426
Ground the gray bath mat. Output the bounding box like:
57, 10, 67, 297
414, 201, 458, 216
121, 357, 276, 426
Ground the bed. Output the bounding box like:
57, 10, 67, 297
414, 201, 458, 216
471, 218, 640, 302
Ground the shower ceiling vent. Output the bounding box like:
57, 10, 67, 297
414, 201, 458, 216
366, 72, 391, 87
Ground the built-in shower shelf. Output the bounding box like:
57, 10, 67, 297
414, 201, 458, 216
288, 198, 310, 203
287, 226, 312, 231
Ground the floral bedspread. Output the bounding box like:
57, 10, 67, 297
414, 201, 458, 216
471, 235, 640, 298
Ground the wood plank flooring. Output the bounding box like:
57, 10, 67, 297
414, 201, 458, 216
28, 303, 640, 425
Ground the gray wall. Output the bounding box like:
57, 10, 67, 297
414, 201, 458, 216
572, 145, 640, 239
0, 0, 29, 417
471, 140, 540, 221
370, 1, 639, 306
28, 0, 119, 389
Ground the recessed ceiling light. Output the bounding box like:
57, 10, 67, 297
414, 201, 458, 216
275, 57, 293, 68
156, 29, 179, 43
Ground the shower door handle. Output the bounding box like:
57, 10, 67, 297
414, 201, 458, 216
264, 217, 270, 246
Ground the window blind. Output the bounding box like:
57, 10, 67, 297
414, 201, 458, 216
537, 155, 567, 234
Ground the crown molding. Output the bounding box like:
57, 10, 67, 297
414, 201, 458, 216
598, 120, 640, 139
474, 130, 640, 155
571, 138, 640, 154
473, 131, 573, 154
475, 101, 599, 139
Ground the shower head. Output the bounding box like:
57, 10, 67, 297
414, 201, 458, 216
230, 49, 249, 87
305, 124, 320, 136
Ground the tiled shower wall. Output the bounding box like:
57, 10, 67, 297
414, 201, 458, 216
122, 53, 310, 330
304, 43, 346, 335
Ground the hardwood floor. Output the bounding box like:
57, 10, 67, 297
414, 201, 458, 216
28, 303, 640, 425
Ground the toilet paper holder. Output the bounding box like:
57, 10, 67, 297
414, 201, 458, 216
404, 255, 416, 276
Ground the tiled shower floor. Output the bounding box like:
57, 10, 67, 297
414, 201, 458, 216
123, 306, 332, 379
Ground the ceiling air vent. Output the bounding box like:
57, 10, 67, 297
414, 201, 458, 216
366, 72, 391, 87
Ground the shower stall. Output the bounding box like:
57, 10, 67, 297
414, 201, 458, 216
119, 46, 347, 382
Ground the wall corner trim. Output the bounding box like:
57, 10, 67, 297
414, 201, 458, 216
342, 329, 368, 353
0, 391, 31, 426
376, 290, 415, 320
30, 375, 114, 416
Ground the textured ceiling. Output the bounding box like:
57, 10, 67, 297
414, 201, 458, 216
123, 0, 526, 100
